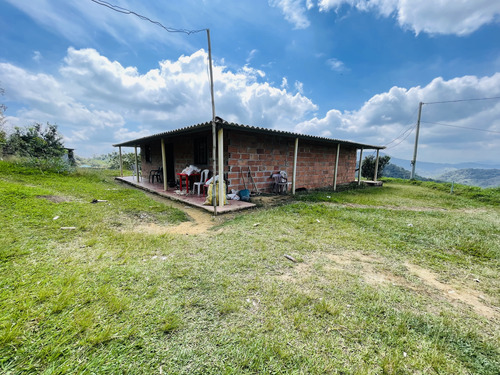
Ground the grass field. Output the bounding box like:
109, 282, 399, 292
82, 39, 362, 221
1, 160, 499, 374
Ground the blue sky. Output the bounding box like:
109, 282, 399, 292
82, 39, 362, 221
1, 0, 499, 166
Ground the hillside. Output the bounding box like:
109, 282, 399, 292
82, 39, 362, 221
386, 155, 500, 178
436, 168, 500, 188
382, 162, 500, 188
382, 163, 433, 181
1, 161, 499, 374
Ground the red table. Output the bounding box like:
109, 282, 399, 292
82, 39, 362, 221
177, 173, 200, 194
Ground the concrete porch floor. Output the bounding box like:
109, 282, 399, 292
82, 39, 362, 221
115, 176, 256, 214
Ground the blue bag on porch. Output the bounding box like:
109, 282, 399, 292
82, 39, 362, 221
238, 189, 250, 202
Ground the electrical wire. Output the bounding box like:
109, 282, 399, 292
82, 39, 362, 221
421, 121, 500, 134
382, 106, 418, 147
88, 0, 206, 35
384, 124, 416, 150
423, 96, 500, 105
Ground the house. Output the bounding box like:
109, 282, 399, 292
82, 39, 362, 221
113, 118, 385, 205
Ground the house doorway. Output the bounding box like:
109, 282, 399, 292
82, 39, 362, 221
166, 143, 175, 186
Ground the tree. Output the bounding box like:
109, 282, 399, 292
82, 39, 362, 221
361, 155, 391, 179
107, 151, 138, 170
4, 122, 66, 159
0, 86, 6, 149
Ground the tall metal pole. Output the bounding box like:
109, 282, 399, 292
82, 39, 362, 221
410, 102, 423, 180
207, 29, 217, 215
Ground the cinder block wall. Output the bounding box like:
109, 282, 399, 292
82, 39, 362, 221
225, 130, 357, 192
141, 130, 357, 191
141, 140, 161, 179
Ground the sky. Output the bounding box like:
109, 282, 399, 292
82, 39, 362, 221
0, 0, 499, 165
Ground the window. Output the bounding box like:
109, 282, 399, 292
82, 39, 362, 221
145, 145, 152, 163
194, 137, 208, 165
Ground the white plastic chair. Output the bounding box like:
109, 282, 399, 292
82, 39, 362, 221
193, 169, 209, 196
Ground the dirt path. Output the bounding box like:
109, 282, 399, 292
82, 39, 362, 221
324, 202, 489, 213
327, 252, 500, 319
133, 193, 219, 235
295, 251, 498, 320
405, 263, 498, 319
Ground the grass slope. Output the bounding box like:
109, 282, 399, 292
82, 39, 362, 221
1, 162, 499, 374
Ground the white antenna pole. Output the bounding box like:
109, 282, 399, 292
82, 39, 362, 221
411, 102, 423, 180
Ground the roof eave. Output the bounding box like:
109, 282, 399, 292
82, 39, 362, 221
113, 120, 385, 150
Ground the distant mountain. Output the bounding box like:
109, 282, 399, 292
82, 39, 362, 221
386, 155, 500, 178
382, 163, 433, 181
382, 161, 500, 188
435, 168, 500, 189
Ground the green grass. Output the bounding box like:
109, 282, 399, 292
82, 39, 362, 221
1, 162, 499, 374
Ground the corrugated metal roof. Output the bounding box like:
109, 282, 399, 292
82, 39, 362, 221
113, 118, 385, 149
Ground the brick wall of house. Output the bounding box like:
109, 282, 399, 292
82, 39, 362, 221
140, 129, 358, 191
224, 130, 357, 193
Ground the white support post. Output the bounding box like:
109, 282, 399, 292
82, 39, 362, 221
292, 137, 298, 195
333, 143, 340, 191
374, 149, 380, 182
358, 148, 363, 185
217, 128, 224, 207
119, 146, 123, 177
161, 138, 167, 191
134, 146, 139, 183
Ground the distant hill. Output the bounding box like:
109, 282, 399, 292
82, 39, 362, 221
382, 162, 500, 188
382, 163, 433, 181
435, 168, 500, 188
386, 155, 500, 178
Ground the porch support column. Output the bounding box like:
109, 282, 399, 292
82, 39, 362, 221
161, 139, 167, 191
217, 127, 224, 207
292, 137, 298, 195
333, 143, 340, 191
358, 148, 363, 185
119, 146, 123, 177
373, 149, 380, 182
134, 146, 139, 183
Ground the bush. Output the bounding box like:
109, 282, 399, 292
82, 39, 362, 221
361, 155, 391, 179
5, 155, 75, 174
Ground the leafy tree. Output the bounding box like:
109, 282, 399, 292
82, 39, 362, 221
0, 86, 6, 149
4, 122, 66, 159
107, 151, 138, 170
361, 155, 391, 179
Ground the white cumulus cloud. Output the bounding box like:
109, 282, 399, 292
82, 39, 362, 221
269, 0, 311, 29
296, 73, 500, 163
317, 0, 500, 35
0, 48, 317, 156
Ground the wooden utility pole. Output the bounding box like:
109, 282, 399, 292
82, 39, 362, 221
410, 102, 423, 180
207, 29, 218, 215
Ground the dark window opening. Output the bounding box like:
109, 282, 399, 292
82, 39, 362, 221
145, 145, 152, 163
194, 137, 208, 165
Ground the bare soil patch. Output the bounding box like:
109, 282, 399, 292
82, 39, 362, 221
281, 250, 498, 320
36, 195, 72, 203
132, 194, 218, 235
405, 263, 498, 320
326, 202, 449, 212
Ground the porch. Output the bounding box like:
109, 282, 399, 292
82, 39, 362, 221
115, 176, 256, 214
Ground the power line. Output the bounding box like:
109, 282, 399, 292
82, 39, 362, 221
384, 123, 415, 147
88, 0, 206, 35
382, 106, 419, 148
423, 96, 500, 105
421, 121, 500, 134
384, 124, 416, 150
